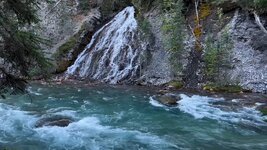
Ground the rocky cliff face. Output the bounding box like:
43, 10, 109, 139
37, 0, 99, 56
139, 4, 267, 93
140, 8, 174, 85
228, 10, 267, 93
36, 0, 128, 73
38, 1, 267, 93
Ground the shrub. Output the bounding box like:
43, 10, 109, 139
204, 31, 233, 83
138, 17, 153, 39
161, 0, 185, 72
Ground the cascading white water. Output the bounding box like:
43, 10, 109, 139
66, 6, 140, 84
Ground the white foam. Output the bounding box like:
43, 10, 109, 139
34, 117, 176, 149
53, 110, 77, 118
0, 103, 37, 135
46, 107, 74, 113
102, 97, 113, 101
149, 96, 165, 108
232, 99, 240, 103
27, 87, 43, 96
177, 94, 267, 126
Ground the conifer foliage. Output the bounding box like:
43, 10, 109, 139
162, 0, 185, 72
0, 0, 50, 95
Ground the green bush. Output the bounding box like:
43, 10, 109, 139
138, 17, 153, 39
204, 31, 233, 82
161, 0, 185, 72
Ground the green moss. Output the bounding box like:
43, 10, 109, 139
203, 84, 243, 93
260, 109, 267, 116
53, 37, 76, 59
169, 81, 184, 89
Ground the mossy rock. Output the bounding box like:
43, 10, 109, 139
168, 81, 184, 89
53, 35, 78, 73
259, 105, 267, 116
203, 84, 243, 93
55, 60, 72, 73
156, 94, 181, 107
261, 109, 267, 116
53, 36, 77, 59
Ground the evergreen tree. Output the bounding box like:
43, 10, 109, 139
0, 0, 50, 96
162, 0, 185, 73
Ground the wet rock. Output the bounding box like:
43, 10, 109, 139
212, 101, 240, 112
157, 89, 169, 95
35, 115, 73, 128
156, 94, 181, 107
227, 11, 267, 94
168, 81, 184, 89
203, 84, 243, 93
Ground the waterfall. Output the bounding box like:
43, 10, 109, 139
65, 6, 141, 84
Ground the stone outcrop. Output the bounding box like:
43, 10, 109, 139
37, 1, 267, 93
155, 94, 181, 107
227, 11, 267, 93
139, 5, 267, 93
140, 8, 173, 85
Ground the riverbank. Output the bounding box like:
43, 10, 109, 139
29, 78, 267, 119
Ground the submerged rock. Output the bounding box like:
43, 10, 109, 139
156, 94, 181, 107
35, 115, 73, 128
